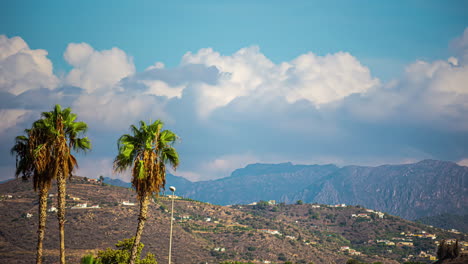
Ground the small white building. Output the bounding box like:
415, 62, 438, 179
26, 213, 33, 218
122, 201, 135, 206
340, 246, 350, 251
258, 229, 281, 235
48, 206, 58, 212
71, 203, 88, 209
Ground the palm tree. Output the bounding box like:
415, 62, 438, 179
114, 120, 179, 264
32, 104, 91, 264
11, 130, 54, 264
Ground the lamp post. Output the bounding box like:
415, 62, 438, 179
168, 186, 176, 264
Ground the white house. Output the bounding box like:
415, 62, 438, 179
122, 201, 135, 206
48, 206, 57, 212
71, 203, 88, 209
258, 229, 281, 235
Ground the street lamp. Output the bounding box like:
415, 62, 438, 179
168, 186, 176, 264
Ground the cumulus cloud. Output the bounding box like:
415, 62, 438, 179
451, 27, 468, 63
182, 46, 379, 116
0, 35, 59, 95
141, 80, 185, 99
74, 157, 130, 181
343, 53, 468, 130
64, 43, 135, 92
0, 109, 33, 135
457, 158, 468, 167
71, 90, 169, 130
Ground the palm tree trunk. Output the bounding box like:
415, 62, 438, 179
36, 185, 49, 264
57, 175, 66, 264
129, 194, 150, 264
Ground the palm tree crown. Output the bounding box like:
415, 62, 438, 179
114, 120, 179, 197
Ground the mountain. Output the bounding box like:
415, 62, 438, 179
183, 162, 339, 205
294, 160, 468, 220
103, 177, 131, 188
103, 160, 467, 222
1, 177, 466, 264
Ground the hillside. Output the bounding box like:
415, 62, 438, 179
0, 177, 466, 264
417, 214, 468, 233
154, 160, 467, 221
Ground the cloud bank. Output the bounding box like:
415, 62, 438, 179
1, 28, 468, 182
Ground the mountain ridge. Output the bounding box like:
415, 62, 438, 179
103, 159, 467, 221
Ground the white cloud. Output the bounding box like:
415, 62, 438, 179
0, 35, 58, 95
182, 46, 379, 117
75, 157, 130, 181
0, 109, 33, 135
178, 153, 260, 181
451, 27, 468, 63
141, 80, 185, 99
457, 158, 468, 167
64, 43, 135, 92
72, 90, 169, 130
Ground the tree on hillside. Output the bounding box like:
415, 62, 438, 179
32, 104, 91, 264
11, 130, 54, 264
114, 120, 179, 264
437, 239, 460, 261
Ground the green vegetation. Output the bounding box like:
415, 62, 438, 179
113, 120, 179, 264
80, 238, 157, 264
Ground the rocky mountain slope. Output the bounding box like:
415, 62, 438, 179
0, 177, 466, 264
155, 160, 467, 221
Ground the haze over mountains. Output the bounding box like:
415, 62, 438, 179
104, 159, 468, 221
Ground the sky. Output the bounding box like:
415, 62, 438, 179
1, 1, 468, 182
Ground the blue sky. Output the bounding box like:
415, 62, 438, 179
1, 1, 468, 181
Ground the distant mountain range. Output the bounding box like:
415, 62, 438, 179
104, 159, 468, 220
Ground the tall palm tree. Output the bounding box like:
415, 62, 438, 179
114, 120, 179, 264
11, 130, 54, 264
32, 104, 91, 264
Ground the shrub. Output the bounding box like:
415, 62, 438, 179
278, 252, 287, 261
81, 254, 97, 264
91, 237, 157, 264
436, 239, 460, 260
